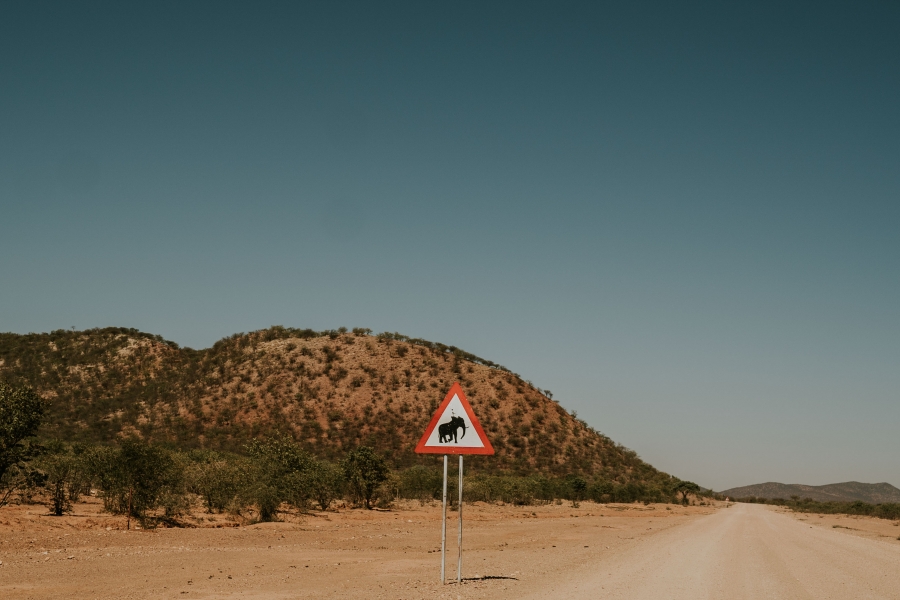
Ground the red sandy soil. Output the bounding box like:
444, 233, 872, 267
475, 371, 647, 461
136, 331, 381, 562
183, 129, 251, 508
0, 497, 717, 599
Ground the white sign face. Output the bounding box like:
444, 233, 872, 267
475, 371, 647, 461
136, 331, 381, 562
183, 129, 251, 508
416, 382, 494, 455
420, 394, 486, 449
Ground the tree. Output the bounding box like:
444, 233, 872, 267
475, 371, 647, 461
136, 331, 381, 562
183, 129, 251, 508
37, 441, 87, 516
307, 460, 343, 511
245, 435, 313, 520
0, 383, 45, 508
85, 438, 182, 527
399, 465, 442, 503
566, 475, 588, 508
673, 480, 701, 506
185, 450, 246, 513
342, 446, 388, 509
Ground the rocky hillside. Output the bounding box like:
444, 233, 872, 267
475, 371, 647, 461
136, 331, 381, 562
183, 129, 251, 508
0, 327, 670, 484
720, 481, 900, 504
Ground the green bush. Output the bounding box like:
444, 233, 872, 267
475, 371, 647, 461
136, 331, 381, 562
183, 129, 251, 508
185, 450, 248, 513
463, 474, 552, 505
740, 496, 900, 521
36, 441, 88, 516
399, 465, 443, 502
0, 382, 44, 507
84, 438, 184, 524
566, 475, 587, 507
307, 460, 344, 511
874, 503, 900, 520
342, 446, 388, 509
245, 434, 313, 520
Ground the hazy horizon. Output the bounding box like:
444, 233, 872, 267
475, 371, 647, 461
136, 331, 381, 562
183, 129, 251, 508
2, 1, 898, 491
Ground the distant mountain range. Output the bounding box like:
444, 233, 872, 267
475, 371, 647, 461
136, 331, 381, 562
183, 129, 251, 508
720, 481, 900, 504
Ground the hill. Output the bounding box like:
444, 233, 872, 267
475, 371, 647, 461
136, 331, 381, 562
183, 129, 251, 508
0, 326, 671, 487
720, 481, 900, 504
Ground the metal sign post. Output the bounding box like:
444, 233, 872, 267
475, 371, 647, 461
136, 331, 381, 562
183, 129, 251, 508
441, 454, 448, 584
415, 383, 494, 586
457, 454, 463, 584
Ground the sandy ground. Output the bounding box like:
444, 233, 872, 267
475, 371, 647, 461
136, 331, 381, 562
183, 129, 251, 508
1, 500, 899, 599
0, 497, 711, 599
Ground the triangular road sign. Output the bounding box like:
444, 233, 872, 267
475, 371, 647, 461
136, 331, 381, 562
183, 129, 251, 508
415, 382, 494, 455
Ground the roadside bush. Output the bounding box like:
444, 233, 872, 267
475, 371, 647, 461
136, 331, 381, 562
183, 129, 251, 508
671, 480, 701, 506
399, 465, 443, 503
0, 382, 44, 508
185, 450, 247, 513
307, 460, 344, 511
158, 451, 191, 519
575, 478, 670, 505
588, 479, 614, 503
743, 496, 900, 521
465, 474, 542, 505
342, 446, 388, 509
36, 441, 88, 516
375, 471, 401, 509
245, 434, 313, 520
84, 438, 184, 525
566, 475, 587, 507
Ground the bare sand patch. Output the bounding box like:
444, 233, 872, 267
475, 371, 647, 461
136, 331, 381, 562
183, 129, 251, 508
779, 507, 900, 543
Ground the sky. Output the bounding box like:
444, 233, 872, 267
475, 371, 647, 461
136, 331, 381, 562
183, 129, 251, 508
2, 1, 898, 491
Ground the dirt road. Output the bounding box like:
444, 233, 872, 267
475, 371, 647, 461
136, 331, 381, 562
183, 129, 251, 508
535, 503, 900, 599
2, 501, 899, 599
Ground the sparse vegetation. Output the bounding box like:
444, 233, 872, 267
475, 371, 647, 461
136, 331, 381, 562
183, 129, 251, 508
244, 434, 313, 520
307, 459, 344, 511
185, 449, 247, 513
342, 446, 389, 509
0, 382, 45, 507
736, 495, 900, 521
2, 328, 642, 477
673, 480, 701, 506
0, 436, 707, 522
82, 437, 184, 527
0, 326, 688, 515
35, 440, 88, 515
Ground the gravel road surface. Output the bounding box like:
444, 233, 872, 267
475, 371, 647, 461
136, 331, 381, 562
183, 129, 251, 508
533, 502, 900, 599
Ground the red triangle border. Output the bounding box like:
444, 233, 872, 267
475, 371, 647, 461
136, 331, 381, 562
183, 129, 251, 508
414, 382, 495, 455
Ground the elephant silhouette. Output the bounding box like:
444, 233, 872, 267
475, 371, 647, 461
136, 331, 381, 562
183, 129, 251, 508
438, 415, 467, 443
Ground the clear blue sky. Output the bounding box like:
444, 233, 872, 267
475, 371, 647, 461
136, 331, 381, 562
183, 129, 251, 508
2, 1, 898, 491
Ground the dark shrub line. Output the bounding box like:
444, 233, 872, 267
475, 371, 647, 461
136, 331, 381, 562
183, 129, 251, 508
736, 496, 900, 521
